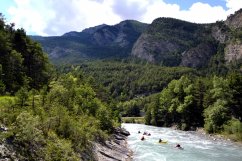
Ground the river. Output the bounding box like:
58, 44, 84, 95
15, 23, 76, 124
122, 123, 242, 161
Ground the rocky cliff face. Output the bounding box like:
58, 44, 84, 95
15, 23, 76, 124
225, 42, 242, 62
131, 17, 215, 67
211, 23, 230, 44
223, 9, 242, 63
180, 43, 217, 68
225, 9, 242, 30
132, 33, 182, 64
92, 127, 132, 161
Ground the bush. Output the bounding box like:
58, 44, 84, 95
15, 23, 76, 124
224, 118, 242, 141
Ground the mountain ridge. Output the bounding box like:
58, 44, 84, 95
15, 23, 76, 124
32, 9, 242, 69
32, 20, 148, 64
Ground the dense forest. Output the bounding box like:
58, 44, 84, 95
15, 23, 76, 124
145, 74, 242, 140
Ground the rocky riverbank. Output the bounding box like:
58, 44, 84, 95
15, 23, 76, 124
92, 127, 133, 161
1, 125, 133, 161
195, 127, 232, 142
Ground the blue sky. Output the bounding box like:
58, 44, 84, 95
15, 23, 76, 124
0, 0, 241, 36
0, 0, 13, 19
163, 0, 227, 10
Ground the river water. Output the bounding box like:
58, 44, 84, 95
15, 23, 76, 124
122, 123, 242, 161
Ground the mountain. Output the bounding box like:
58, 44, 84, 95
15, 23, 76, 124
31, 20, 148, 64
131, 18, 216, 67
32, 9, 242, 69
132, 9, 242, 68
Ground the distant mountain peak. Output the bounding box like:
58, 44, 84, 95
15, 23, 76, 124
62, 31, 80, 37
82, 24, 108, 34
32, 20, 148, 64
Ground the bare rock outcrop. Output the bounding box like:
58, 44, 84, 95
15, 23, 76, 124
211, 24, 229, 44
180, 43, 217, 68
131, 33, 182, 64
92, 127, 132, 161
225, 42, 242, 62
225, 9, 242, 30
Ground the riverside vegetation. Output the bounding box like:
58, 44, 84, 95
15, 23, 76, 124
0, 14, 116, 160
0, 9, 242, 160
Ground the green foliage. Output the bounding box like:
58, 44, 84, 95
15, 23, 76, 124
12, 111, 45, 159
0, 71, 115, 160
155, 76, 204, 129
146, 71, 242, 139
122, 117, 145, 124
78, 60, 195, 102
204, 99, 230, 133
96, 105, 113, 132
117, 99, 141, 117
44, 131, 79, 161
15, 87, 29, 108
203, 76, 232, 133
227, 72, 242, 119
223, 118, 242, 141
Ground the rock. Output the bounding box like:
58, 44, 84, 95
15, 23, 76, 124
225, 9, 242, 30
92, 127, 132, 161
131, 17, 215, 67
180, 43, 217, 68
225, 42, 242, 62
114, 127, 130, 137
0, 125, 8, 132
211, 24, 229, 43
0, 143, 18, 161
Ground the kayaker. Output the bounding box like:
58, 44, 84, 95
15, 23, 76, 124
141, 136, 145, 141
159, 139, 162, 143
175, 144, 183, 150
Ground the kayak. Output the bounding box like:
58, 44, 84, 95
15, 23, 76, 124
158, 141, 168, 144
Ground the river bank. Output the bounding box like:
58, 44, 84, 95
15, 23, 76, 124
92, 127, 133, 161
194, 127, 242, 147
1, 125, 133, 161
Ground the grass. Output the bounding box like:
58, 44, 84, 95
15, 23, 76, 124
122, 117, 145, 124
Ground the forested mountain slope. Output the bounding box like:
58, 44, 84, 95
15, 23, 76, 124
32, 20, 148, 64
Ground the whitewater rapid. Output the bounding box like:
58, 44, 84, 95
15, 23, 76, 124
122, 123, 242, 161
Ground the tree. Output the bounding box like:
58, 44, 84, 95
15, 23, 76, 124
12, 112, 44, 159
96, 105, 113, 132
44, 132, 79, 161
227, 72, 242, 120
203, 76, 232, 133
204, 99, 230, 133
15, 87, 29, 108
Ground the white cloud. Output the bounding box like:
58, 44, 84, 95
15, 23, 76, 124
142, 0, 181, 23
6, 0, 242, 36
179, 2, 227, 23
226, 0, 242, 13
8, 0, 55, 35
